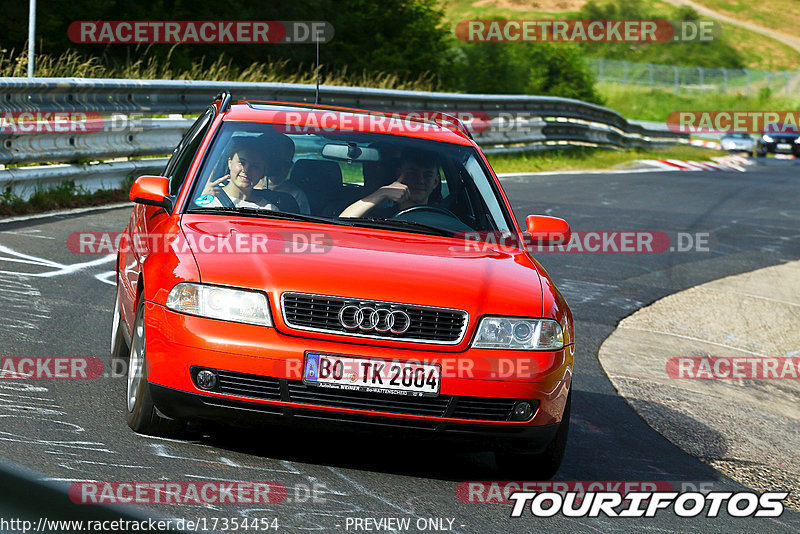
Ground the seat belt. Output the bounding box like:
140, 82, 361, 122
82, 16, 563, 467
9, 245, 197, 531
216, 189, 236, 208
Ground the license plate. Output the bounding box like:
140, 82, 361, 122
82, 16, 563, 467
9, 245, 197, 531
303, 353, 440, 396
777, 143, 792, 150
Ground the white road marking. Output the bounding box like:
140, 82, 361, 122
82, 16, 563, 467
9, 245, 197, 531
0, 273, 50, 336
0, 243, 115, 278
95, 270, 116, 286
0, 230, 55, 240
149, 443, 301, 474
58, 459, 151, 471
325, 466, 464, 534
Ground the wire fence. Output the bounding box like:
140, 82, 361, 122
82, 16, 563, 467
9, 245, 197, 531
588, 58, 800, 96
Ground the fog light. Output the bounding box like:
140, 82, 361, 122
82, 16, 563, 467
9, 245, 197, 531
512, 401, 534, 421
195, 370, 218, 390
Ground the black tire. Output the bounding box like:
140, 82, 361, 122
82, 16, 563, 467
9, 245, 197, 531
124, 298, 182, 436
495, 390, 571, 480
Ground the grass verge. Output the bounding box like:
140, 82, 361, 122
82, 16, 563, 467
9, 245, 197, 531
487, 145, 726, 174
0, 49, 439, 92
599, 83, 800, 123
0, 181, 131, 218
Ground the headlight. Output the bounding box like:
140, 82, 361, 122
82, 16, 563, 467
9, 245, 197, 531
472, 317, 564, 350
794, 137, 800, 144
166, 283, 272, 326
763, 134, 774, 143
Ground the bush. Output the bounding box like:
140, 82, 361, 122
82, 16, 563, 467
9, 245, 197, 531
453, 42, 603, 104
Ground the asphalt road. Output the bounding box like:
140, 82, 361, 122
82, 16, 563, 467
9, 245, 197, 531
0, 159, 798, 533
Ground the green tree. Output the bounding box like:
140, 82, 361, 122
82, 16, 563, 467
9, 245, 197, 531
0, 0, 452, 81
453, 42, 602, 103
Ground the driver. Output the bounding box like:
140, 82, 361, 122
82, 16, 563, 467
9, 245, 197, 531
201, 137, 272, 208
339, 149, 440, 218
200, 137, 298, 212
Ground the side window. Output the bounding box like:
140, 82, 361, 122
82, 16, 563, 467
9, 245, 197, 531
165, 108, 214, 196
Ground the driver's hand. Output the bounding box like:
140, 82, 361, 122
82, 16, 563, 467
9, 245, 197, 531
202, 175, 228, 198
370, 180, 410, 204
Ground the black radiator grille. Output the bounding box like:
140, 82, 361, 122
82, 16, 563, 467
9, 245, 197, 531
281, 293, 467, 343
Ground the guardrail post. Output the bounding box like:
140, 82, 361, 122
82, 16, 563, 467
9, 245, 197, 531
721, 68, 727, 93
648, 63, 654, 87
673, 66, 679, 94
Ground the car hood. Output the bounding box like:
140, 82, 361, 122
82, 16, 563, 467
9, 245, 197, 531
180, 214, 545, 319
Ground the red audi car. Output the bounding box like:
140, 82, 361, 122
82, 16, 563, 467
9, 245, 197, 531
111, 93, 574, 478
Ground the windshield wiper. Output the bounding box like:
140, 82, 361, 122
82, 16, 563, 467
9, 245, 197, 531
344, 217, 456, 237
190, 207, 353, 227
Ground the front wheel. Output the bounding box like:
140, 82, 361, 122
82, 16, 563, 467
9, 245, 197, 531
124, 299, 182, 435
495, 390, 571, 480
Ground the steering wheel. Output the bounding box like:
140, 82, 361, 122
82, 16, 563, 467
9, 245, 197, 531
393, 205, 460, 219
392, 204, 474, 233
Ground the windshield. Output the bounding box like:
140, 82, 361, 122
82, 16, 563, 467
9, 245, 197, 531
184, 121, 513, 235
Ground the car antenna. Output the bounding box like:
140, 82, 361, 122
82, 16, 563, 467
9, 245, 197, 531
314, 29, 321, 105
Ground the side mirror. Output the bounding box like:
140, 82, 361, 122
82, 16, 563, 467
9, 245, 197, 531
129, 175, 173, 212
524, 215, 571, 246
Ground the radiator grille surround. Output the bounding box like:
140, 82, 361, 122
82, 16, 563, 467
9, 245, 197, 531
280, 292, 469, 344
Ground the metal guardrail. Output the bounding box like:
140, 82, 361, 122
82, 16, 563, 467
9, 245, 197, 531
0, 77, 689, 199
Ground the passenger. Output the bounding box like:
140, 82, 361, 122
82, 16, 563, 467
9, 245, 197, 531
339, 149, 440, 218
255, 132, 311, 214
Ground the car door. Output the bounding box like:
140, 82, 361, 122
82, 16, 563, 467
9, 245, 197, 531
121, 108, 215, 320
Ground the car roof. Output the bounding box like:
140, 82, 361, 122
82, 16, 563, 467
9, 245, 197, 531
219, 101, 475, 146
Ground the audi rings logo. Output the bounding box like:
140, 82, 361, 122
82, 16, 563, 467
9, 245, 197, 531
338, 304, 411, 334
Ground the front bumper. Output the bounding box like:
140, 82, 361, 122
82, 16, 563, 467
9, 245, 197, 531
150, 383, 561, 452
143, 302, 573, 437
760, 141, 800, 154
